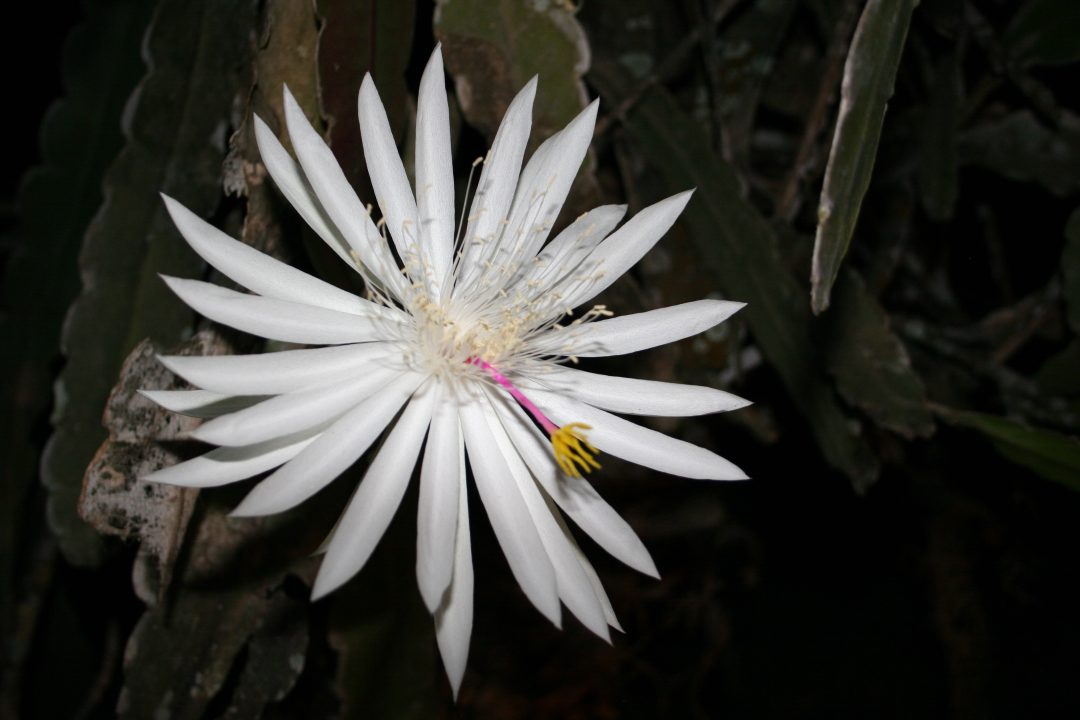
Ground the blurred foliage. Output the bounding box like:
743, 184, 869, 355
434, 0, 592, 146
591, 63, 882, 485
0, 0, 154, 652
41, 0, 256, 568
3, 0, 1080, 718
937, 406, 1080, 491
810, 0, 916, 312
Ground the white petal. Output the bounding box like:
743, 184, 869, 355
531, 299, 744, 358
514, 204, 626, 294
555, 190, 693, 311
414, 46, 455, 295
358, 74, 421, 271
312, 382, 436, 598
491, 395, 658, 578
455, 78, 536, 294
528, 366, 751, 416
434, 447, 472, 699
191, 366, 396, 447
482, 390, 609, 641
501, 100, 599, 265
161, 194, 380, 317
539, 481, 622, 632
254, 114, 355, 265
459, 395, 560, 627
161, 276, 390, 345
144, 427, 322, 487
567, 527, 622, 632
531, 388, 748, 480
281, 85, 406, 298
157, 343, 394, 396
138, 389, 265, 418
416, 385, 461, 613
231, 373, 422, 517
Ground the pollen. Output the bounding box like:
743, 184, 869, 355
550, 422, 601, 478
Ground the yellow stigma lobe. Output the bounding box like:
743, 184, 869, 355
550, 422, 601, 478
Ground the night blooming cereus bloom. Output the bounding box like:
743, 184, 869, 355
143, 46, 749, 695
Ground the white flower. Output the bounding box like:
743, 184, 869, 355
144, 46, 749, 695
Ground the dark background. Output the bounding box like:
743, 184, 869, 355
2, 0, 1079, 718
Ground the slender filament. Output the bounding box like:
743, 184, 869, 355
469, 357, 601, 477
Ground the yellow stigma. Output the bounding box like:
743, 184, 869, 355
550, 422, 601, 478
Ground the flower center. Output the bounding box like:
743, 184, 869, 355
403, 294, 524, 375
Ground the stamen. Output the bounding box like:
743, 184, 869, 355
549, 423, 601, 478
469, 357, 601, 477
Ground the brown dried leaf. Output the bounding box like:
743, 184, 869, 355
79, 331, 231, 597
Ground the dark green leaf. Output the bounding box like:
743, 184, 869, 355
824, 272, 934, 438
1003, 0, 1080, 67
1036, 339, 1080, 398
41, 0, 257, 567
118, 505, 308, 720
710, 0, 799, 165
1062, 208, 1080, 334
222, 601, 309, 719
917, 50, 961, 221
810, 0, 917, 313
591, 64, 880, 490
957, 110, 1080, 197
0, 0, 155, 584
434, 0, 591, 145
937, 407, 1080, 491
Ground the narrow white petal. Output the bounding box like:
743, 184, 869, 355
282, 86, 406, 298
253, 114, 354, 266
502, 100, 599, 264
491, 395, 658, 578
161, 194, 379, 317
459, 395, 560, 627
455, 78, 536, 293
529, 366, 751, 416
482, 390, 609, 641
231, 373, 422, 517
538, 480, 622, 632
532, 299, 744, 358
514, 204, 626, 293
138, 389, 265, 418
567, 528, 623, 632
157, 343, 394, 396
532, 388, 749, 480
144, 427, 322, 488
556, 190, 693, 311
414, 46, 455, 294
312, 382, 436, 599
161, 276, 390, 345
435, 447, 472, 699
191, 366, 396, 447
358, 74, 420, 269
416, 385, 461, 613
